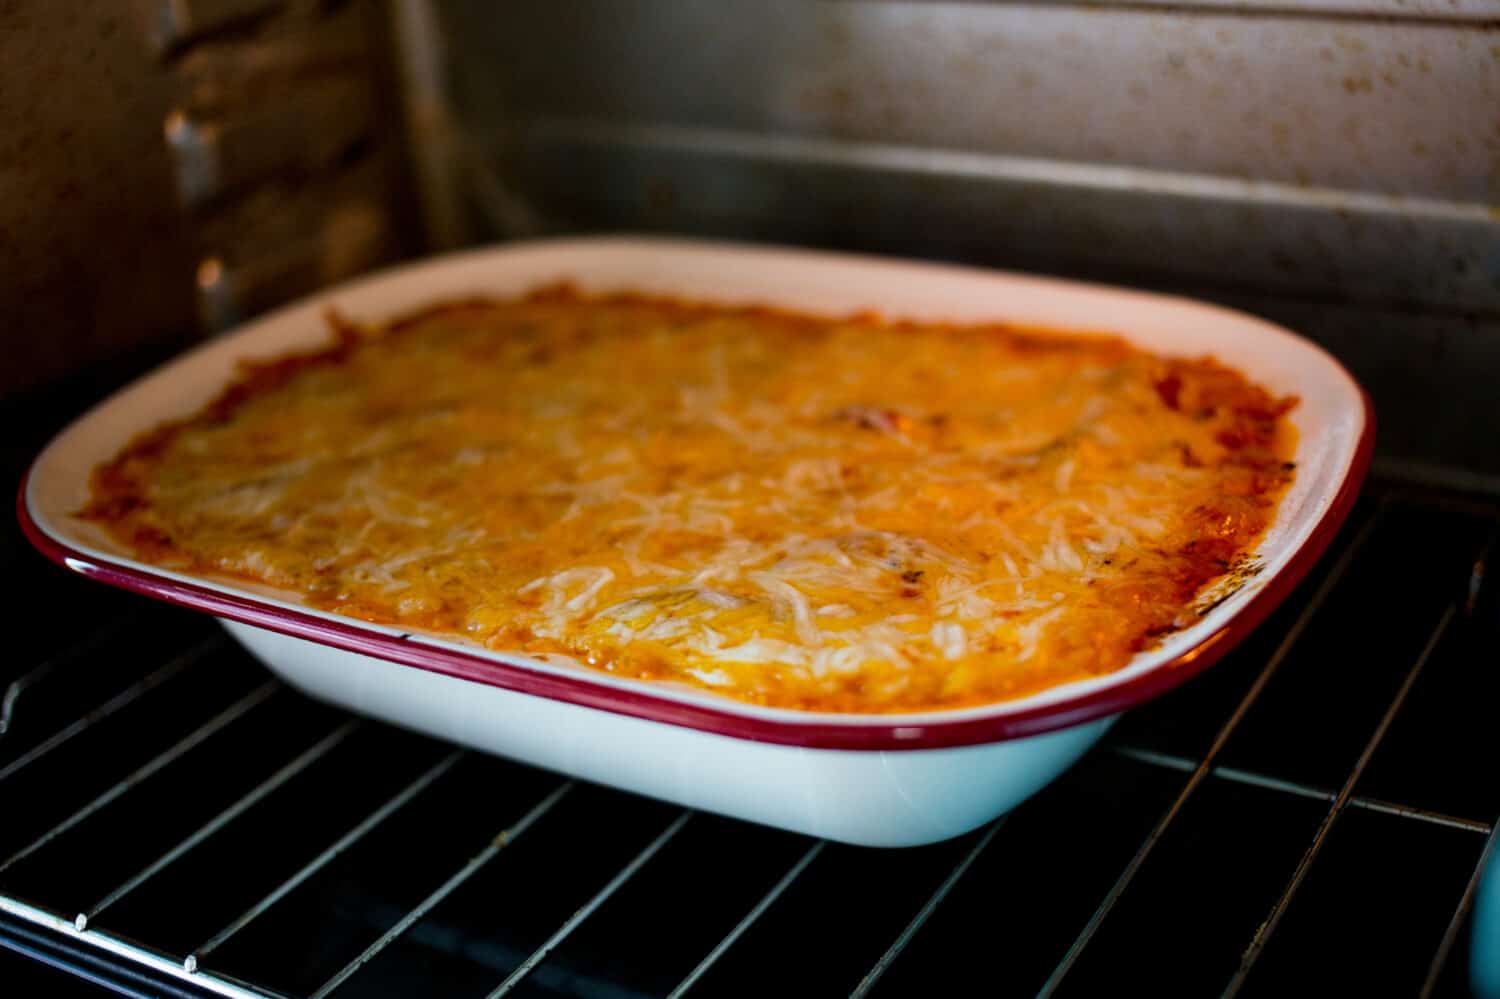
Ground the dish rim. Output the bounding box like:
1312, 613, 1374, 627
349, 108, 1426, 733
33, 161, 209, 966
17, 236, 1374, 751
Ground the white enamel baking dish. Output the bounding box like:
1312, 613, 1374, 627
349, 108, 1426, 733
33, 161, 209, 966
20, 237, 1371, 847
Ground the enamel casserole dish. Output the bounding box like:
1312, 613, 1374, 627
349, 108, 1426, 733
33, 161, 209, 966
19, 238, 1371, 847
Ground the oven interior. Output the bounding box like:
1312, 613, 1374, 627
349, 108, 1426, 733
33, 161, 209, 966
3, 1, 1499, 995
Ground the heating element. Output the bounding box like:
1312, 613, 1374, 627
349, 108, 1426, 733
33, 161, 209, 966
2, 381, 1496, 997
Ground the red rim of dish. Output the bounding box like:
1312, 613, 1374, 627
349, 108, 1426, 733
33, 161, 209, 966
16, 389, 1372, 752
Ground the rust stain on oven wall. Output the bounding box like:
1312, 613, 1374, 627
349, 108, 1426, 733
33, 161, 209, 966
0, 4, 196, 396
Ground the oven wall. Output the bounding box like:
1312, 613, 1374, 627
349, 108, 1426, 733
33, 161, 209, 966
0, 0, 417, 397
420, 0, 1500, 485
1, 4, 196, 397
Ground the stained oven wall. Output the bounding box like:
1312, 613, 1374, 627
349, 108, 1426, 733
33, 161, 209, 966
0, 0, 416, 397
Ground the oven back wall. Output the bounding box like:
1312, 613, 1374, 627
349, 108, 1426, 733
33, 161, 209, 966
426, 0, 1500, 484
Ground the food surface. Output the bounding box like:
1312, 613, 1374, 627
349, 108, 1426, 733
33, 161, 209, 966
82, 287, 1297, 712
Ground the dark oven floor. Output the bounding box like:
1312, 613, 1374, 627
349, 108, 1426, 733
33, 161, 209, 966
2, 385, 1497, 997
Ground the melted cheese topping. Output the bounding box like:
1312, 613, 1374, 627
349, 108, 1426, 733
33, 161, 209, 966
83, 288, 1297, 713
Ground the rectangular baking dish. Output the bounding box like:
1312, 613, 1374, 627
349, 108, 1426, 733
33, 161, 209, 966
20, 237, 1371, 847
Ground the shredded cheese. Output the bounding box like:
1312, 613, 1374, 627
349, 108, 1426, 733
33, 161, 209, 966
81, 287, 1297, 713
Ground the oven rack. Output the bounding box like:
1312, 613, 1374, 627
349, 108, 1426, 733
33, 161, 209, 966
2, 482, 1496, 998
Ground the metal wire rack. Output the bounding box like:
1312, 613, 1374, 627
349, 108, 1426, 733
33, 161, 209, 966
2, 478, 1496, 997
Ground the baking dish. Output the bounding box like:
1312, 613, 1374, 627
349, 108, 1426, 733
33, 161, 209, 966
19, 237, 1371, 847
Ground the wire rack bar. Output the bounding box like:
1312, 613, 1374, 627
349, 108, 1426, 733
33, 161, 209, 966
1343, 797, 1488, 834
1221, 602, 1458, 995
76, 720, 361, 931
849, 818, 1007, 999
0, 680, 280, 878
666, 839, 826, 999
1110, 745, 1492, 835
0, 893, 278, 999
0, 928, 198, 999
1464, 525, 1498, 616
486, 809, 695, 997
1036, 508, 1382, 996
1420, 819, 1500, 997
0, 637, 217, 786
0, 615, 139, 739
309, 780, 575, 998
188, 748, 467, 971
